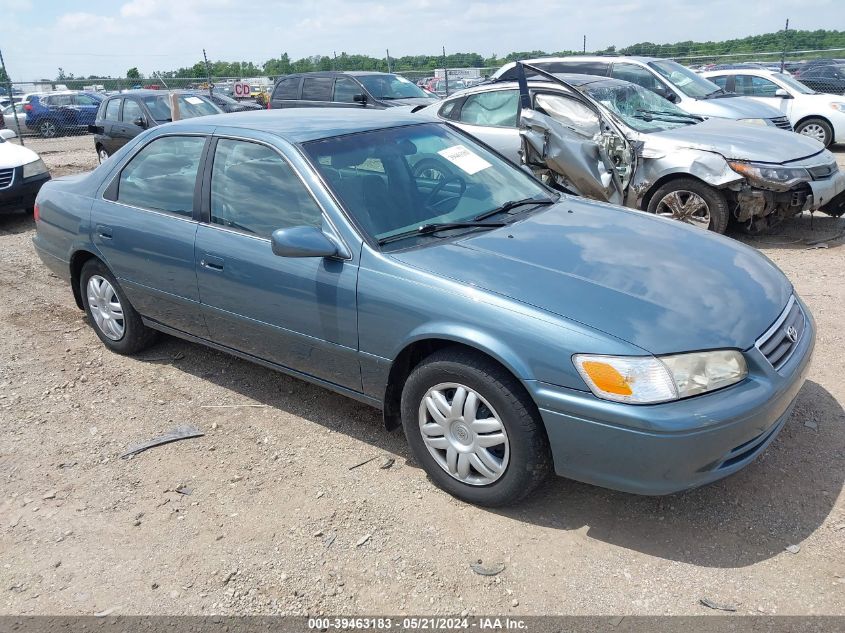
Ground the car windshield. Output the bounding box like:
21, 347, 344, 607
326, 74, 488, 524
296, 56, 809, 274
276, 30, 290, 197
142, 94, 220, 122
582, 81, 699, 132
772, 72, 816, 94
356, 74, 429, 100
209, 92, 239, 105
649, 60, 723, 98
303, 123, 554, 247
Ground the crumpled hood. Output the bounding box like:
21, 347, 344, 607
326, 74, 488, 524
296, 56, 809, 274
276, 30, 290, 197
383, 97, 440, 107
648, 118, 826, 163
392, 201, 792, 354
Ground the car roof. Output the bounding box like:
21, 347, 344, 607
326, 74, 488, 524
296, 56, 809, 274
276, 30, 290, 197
702, 68, 781, 77
165, 107, 432, 143
278, 71, 396, 79
118, 89, 205, 97
466, 73, 629, 95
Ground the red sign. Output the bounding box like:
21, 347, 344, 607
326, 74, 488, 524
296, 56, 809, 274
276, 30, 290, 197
233, 82, 251, 98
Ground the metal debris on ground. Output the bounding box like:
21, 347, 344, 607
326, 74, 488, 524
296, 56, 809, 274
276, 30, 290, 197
470, 560, 506, 576
348, 456, 379, 470
175, 485, 193, 496
699, 598, 737, 612
324, 533, 337, 548
356, 533, 372, 547
379, 456, 395, 469
120, 425, 204, 459
785, 544, 801, 554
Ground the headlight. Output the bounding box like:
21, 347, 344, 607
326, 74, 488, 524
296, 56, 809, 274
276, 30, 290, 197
727, 160, 810, 189
22, 158, 48, 179
830, 102, 845, 113
738, 118, 768, 126
573, 351, 747, 404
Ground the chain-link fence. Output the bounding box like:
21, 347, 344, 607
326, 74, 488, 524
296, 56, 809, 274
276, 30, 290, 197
2, 45, 844, 157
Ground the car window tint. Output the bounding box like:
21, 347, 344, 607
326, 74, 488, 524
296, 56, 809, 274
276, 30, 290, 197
458, 90, 518, 127
104, 99, 121, 120
301, 77, 334, 101
333, 77, 359, 102
210, 139, 322, 237
537, 61, 609, 76
75, 94, 99, 106
117, 136, 205, 216
274, 77, 300, 100
735, 76, 779, 96
121, 99, 143, 122
708, 75, 730, 89
438, 99, 460, 119
610, 63, 662, 91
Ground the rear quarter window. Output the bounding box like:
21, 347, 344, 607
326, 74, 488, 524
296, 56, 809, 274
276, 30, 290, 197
273, 77, 301, 100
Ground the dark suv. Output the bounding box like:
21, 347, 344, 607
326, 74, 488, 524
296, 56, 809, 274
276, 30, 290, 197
269, 71, 438, 110
90, 90, 221, 161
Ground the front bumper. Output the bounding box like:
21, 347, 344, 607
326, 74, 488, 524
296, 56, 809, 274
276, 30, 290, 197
527, 299, 815, 495
0, 170, 50, 213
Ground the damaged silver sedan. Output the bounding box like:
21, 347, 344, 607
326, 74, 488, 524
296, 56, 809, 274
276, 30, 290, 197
419, 64, 845, 233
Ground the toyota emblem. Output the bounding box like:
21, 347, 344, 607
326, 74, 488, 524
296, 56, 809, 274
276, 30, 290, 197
785, 325, 799, 344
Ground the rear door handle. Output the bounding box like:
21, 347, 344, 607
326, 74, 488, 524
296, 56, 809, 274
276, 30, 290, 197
96, 224, 113, 239
200, 254, 225, 271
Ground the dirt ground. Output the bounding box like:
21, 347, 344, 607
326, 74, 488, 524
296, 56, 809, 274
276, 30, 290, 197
1, 136, 844, 617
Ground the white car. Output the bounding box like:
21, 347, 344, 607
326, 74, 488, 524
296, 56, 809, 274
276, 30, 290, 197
0, 130, 51, 214
2, 104, 30, 134
702, 68, 845, 147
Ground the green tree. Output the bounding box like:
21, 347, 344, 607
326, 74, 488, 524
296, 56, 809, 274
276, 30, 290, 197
126, 67, 141, 80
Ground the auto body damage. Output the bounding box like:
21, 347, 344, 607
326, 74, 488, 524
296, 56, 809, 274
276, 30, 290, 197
514, 63, 845, 228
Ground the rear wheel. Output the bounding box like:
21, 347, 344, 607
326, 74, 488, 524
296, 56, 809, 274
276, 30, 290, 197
794, 118, 833, 147
38, 120, 58, 138
79, 259, 157, 355
401, 347, 551, 506
646, 178, 729, 234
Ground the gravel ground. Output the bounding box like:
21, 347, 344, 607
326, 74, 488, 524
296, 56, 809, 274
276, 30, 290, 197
0, 137, 844, 617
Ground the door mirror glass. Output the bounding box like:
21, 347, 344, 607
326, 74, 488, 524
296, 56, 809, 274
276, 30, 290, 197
353, 93, 368, 105
271, 226, 340, 258
133, 117, 147, 128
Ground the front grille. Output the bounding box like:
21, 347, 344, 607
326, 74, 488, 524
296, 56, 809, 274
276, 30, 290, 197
756, 296, 805, 371
770, 116, 793, 131
807, 161, 839, 180
0, 168, 14, 190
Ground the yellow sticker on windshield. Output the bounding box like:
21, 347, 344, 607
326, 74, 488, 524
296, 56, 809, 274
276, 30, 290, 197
437, 145, 492, 175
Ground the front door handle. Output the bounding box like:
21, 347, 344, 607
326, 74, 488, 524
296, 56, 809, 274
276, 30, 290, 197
200, 254, 225, 271
96, 224, 113, 239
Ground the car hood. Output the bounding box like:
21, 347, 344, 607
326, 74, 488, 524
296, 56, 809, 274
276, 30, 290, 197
646, 118, 825, 163
0, 141, 39, 169
383, 97, 439, 107
391, 201, 792, 354
681, 94, 784, 119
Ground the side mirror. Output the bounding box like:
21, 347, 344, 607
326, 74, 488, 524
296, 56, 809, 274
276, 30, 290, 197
353, 93, 368, 106
88, 124, 104, 134
774, 88, 792, 99
133, 117, 147, 128
271, 226, 347, 259
0, 129, 16, 140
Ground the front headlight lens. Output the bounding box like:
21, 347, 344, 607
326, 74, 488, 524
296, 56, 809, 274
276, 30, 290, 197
728, 160, 810, 189
830, 102, 845, 113
573, 351, 747, 404
22, 158, 48, 179
738, 118, 768, 126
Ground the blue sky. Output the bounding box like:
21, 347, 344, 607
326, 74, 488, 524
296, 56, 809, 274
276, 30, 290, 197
2, 0, 843, 80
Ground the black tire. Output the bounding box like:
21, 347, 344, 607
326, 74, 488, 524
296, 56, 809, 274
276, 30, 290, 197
400, 347, 551, 506
79, 259, 157, 355
646, 177, 730, 234
38, 120, 58, 139
794, 117, 833, 147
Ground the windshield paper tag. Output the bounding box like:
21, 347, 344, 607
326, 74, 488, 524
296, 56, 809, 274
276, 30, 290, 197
184, 96, 204, 105
437, 145, 492, 175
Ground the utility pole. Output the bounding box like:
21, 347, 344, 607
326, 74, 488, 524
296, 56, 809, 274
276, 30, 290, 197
0, 48, 24, 144
202, 49, 213, 96
442, 46, 448, 96
780, 18, 789, 73
333, 51, 338, 71
583, 35, 586, 54
386, 49, 392, 73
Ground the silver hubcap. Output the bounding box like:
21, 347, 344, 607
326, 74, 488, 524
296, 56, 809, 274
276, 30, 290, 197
86, 275, 125, 341
418, 382, 509, 486
41, 122, 56, 137
799, 123, 827, 144
655, 190, 711, 229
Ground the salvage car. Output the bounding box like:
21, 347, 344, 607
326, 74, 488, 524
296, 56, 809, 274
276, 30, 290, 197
419, 65, 845, 232
0, 129, 50, 213
90, 90, 221, 161
493, 57, 794, 130
33, 109, 814, 505
703, 68, 845, 147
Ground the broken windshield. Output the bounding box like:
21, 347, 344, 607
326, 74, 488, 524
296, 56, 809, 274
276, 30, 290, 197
648, 60, 723, 99
582, 81, 701, 133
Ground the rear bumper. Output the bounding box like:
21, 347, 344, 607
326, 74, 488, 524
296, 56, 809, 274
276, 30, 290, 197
0, 171, 50, 213
527, 302, 815, 495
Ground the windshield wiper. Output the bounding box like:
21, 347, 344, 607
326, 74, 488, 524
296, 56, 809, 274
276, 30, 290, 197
377, 221, 506, 245
473, 197, 556, 221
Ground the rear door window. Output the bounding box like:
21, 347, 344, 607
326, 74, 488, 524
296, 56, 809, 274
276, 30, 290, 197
610, 63, 663, 92
274, 77, 301, 100
117, 135, 206, 216
121, 99, 143, 122
104, 99, 121, 120
457, 90, 519, 127
301, 77, 334, 102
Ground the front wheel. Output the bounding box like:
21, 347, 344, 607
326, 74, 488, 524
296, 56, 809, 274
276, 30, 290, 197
646, 178, 729, 234
79, 259, 157, 354
795, 118, 833, 147
401, 347, 551, 506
